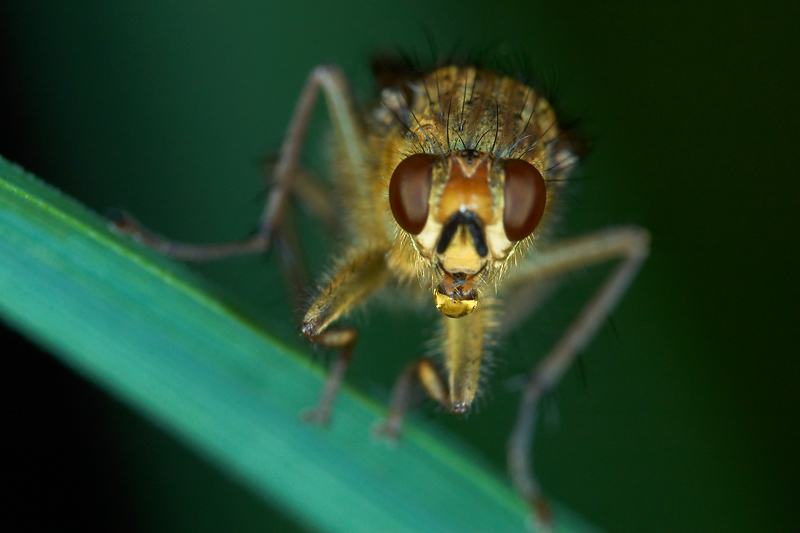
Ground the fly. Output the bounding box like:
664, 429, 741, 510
114, 61, 650, 527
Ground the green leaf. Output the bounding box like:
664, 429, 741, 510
0, 155, 595, 532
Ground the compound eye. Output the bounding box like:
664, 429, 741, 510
389, 153, 437, 235
502, 159, 547, 241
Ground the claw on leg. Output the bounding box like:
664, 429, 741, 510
507, 376, 554, 529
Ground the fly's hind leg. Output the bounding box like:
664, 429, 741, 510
504, 226, 650, 526
301, 247, 390, 425
112, 64, 364, 263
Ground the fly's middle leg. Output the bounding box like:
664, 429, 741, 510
504, 226, 650, 526
111, 65, 363, 264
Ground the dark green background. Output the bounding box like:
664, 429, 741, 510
2, 1, 797, 531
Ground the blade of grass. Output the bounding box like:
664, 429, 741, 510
0, 155, 595, 532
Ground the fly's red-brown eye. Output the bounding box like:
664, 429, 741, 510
389, 153, 437, 234
502, 158, 547, 241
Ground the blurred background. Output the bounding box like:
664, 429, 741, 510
1, 1, 797, 531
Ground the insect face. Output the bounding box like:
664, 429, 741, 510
389, 148, 547, 318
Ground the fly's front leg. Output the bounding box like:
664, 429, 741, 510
301, 327, 358, 425
443, 305, 496, 415
505, 226, 650, 525
375, 304, 496, 440
112, 65, 363, 262
374, 358, 449, 441
301, 247, 390, 425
